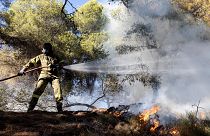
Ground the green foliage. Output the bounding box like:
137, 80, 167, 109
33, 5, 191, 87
176, 112, 210, 136
8, 0, 66, 45
111, 7, 127, 21
74, 0, 107, 33
55, 32, 81, 61
0, 0, 109, 98
73, 0, 108, 61
3, 0, 108, 62
170, 0, 210, 26
81, 32, 108, 60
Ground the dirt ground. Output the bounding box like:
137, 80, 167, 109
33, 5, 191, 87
0, 110, 129, 136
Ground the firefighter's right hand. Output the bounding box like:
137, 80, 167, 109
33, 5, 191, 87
18, 68, 26, 76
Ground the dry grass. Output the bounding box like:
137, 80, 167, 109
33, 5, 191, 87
1, 110, 210, 136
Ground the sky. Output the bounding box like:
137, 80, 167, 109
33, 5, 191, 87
70, 0, 108, 7
65, 0, 110, 13
0, 0, 111, 12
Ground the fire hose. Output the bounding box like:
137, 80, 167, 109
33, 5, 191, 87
0, 66, 47, 82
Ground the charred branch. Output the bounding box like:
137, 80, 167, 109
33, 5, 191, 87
64, 103, 96, 109
90, 93, 105, 106
192, 100, 204, 118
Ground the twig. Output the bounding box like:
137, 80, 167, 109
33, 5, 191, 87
192, 100, 204, 118
67, 0, 78, 12
90, 93, 105, 106
61, 0, 68, 18
64, 102, 96, 109
61, 0, 78, 17
88, 77, 106, 110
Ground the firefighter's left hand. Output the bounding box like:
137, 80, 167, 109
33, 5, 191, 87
18, 68, 26, 76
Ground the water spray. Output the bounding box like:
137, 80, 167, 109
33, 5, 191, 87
63, 56, 204, 75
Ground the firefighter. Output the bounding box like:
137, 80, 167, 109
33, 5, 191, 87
19, 43, 63, 112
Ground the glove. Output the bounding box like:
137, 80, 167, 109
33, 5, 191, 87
18, 68, 26, 76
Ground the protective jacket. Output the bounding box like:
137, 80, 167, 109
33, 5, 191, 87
24, 53, 63, 112
23, 54, 59, 80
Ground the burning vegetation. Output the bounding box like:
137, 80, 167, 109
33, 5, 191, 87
1, 105, 210, 136
0, 0, 210, 136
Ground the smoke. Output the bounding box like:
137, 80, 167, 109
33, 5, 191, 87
130, 0, 171, 17
64, 0, 210, 115
98, 0, 210, 115
3, 0, 210, 115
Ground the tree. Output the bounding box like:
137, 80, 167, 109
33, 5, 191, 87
0, 0, 108, 68
173, 0, 210, 26
106, 0, 161, 102
0, 0, 109, 111
74, 0, 108, 60
80, 32, 108, 60
66, 0, 108, 95
8, 0, 66, 46
74, 0, 106, 34
110, 0, 210, 26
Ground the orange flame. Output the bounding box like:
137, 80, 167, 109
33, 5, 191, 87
150, 118, 160, 132
139, 105, 160, 121
169, 128, 180, 136
112, 111, 122, 117
199, 111, 206, 120
92, 108, 107, 113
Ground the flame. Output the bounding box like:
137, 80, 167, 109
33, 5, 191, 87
150, 118, 160, 132
199, 111, 206, 120
112, 111, 122, 117
169, 128, 180, 136
139, 105, 160, 121
92, 108, 108, 113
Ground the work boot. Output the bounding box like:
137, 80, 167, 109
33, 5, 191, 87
27, 97, 38, 112
56, 102, 63, 113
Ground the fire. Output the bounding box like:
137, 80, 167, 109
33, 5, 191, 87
138, 105, 161, 132
139, 105, 160, 121
199, 111, 206, 120
169, 128, 180, 136
92, 108, 107, 113
150, 118, 160, 132
112, 111, 122, 117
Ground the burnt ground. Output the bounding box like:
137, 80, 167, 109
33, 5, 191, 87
1, 109, 206, 136
0, 110, 137, 136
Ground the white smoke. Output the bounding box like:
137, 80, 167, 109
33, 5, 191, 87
62, 0, 210, 117
100, 0, 210, 115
